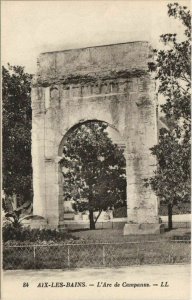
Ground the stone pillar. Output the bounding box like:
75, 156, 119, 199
123, 77, 163, 235
57, 157, 66, 229
31, 87, 47, 219
32, 86, 62, 228
43, 159, 60, 228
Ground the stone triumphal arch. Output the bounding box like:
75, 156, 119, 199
31, 41, 162, 234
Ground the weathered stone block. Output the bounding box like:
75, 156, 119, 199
123, 223, 165, 235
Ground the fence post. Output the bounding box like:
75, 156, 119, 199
102, 245, 106, 266
33, 246, 36, 268
169, 242, 174, 263
67, 245, 70, 268
136, 244, 139, 263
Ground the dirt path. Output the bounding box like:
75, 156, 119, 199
2, 264, 191, 300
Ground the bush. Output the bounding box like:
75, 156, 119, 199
3, 222, 23, 241
3, 223, 78, 243
113, 206, 127, 218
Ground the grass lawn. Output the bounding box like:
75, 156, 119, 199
69, 227, 191, 243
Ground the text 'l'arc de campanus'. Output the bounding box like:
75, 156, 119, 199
31, 41, 163, 235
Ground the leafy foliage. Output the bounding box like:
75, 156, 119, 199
146, 3, 191, 229
154, 3, 191, 128
148, 129, 190, 203
2, 64, 33, 203
60, 122, 126, 229
3, 224, 76, 243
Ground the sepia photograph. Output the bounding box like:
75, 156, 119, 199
1, 1, 191, 300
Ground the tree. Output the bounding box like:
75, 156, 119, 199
146, 3, 191, 229
60, 122, 126, 230
2, 64, 33, 205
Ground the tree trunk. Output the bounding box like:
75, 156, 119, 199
94, 210, 102, 225
168, 203, 173, 230
89, 209, 95, 230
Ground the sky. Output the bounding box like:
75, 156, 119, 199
2, 0, 189, 74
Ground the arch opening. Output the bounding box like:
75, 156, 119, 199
58, 119, 122, 157
58, 120, 127, 230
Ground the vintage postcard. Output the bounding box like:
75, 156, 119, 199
1, 1, 191, 300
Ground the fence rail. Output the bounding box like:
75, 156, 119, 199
3, 239, 191, 270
